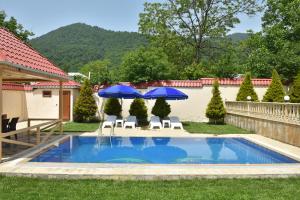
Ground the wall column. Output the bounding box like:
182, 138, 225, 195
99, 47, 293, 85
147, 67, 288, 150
59, 81, 63, 134
0, 69, 3, 161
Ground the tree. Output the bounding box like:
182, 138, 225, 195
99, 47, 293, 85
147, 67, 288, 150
289, 72, 300, 103
151, 97, 171, 119
236, 73, 258, 101
263, 69, 285, 102
104, 98, 122, 117
129, 98, 148, 125
80, 60, 111, 85
0, 11, 34, 42
243, 0, 300, 83
139, 0, 262, 63
206, 80, 226, 124
73, 79, 97, 122
120, 47, 173, 83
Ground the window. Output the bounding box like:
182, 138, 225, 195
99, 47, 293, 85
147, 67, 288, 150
42, 91, 52, 97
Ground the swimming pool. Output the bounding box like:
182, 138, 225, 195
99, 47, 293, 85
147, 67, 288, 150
30, 136, 299, 164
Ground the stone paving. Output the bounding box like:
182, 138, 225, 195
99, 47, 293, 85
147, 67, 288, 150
1, 128, 300, 180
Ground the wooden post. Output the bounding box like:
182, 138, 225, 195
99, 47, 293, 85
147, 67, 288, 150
0, 69, 3, 161
36, 127, 40, 144
59, 81, 63, 134
27, 118, 31, 135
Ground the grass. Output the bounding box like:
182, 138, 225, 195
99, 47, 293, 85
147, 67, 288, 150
62, 122, 99, 132
0, 176, 299, 200
183, 122, 251, 134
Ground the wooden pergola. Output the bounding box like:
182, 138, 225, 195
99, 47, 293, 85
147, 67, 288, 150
0, 28, 69, 160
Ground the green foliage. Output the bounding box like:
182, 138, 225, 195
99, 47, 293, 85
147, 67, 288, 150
139, 0, 261, 64
120, 47, 172, 83
30, 23, 147, 72
183, 122, 250, 134
151, 97, 171, 119
129, 98, 148, 125
80, 60, 111, 85
0, 10, 34, 42
263, 69, 285, 102
236, 73, 258, 101
73, 79, 97, 122
104, 98, 122, 117
206, 80, 226, 124
290, 72, 300, 103
242, 0, 300, 83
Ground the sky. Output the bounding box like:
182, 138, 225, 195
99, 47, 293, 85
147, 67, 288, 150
0, 0, 262, 38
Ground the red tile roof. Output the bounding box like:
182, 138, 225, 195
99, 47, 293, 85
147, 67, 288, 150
2, 83, 32, 91
0, 28, 67, 79
32, 80, 80, 88
96, 78, 271, 91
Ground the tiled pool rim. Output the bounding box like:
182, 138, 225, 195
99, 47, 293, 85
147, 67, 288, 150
1, 133, 300, 180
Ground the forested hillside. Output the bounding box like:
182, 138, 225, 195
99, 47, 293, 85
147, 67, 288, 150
30, 23, 148, 72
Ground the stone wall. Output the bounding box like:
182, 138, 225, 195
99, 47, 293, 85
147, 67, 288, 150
225, 102, 300, 147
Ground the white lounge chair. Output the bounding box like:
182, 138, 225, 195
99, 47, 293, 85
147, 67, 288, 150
170, 116, 183, 129
149, 116, 162, 129
124, 116, 137, 129
102, 115, 117, 128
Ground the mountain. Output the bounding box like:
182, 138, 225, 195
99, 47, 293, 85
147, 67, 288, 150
227, 33, 249, 42
30, 23, 148, 72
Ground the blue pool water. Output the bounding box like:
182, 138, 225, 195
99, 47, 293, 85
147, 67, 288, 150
30, 136, 299, 164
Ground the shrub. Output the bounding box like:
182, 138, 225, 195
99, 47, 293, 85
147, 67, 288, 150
263, 69, 285, 102
290, 72, 300, 103
236, 72, 258, 101
206, 80, 226, 124
151, 97, 171, 119
129, 98, 148, 125
74, 79, 98, 122
104, 98, 122, 117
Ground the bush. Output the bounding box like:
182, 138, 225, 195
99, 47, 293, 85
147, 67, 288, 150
206, 80, 226, 124
236, 72, 258, 101
73, 79, 98, 122
104, 98, 122, 117
129, 98, 148, 125
151, 97, 171, 119
263, 69, 285, 102
290, 72, 300, 103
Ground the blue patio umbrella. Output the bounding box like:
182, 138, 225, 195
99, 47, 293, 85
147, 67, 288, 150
98, 84, 142, 99
143, 87, 188, 100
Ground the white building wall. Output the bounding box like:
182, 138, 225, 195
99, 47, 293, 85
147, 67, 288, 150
2, 90, 28, 121
96, 85, 268, 122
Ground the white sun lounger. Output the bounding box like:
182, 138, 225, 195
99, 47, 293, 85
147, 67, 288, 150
124, 116, 137, 129
102, 115, 117, 128
149, 116, 162, 129
170, 116, 183, 129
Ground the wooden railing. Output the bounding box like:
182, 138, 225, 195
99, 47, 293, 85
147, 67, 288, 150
225, 101, 300, 124
0, 119, 62, 160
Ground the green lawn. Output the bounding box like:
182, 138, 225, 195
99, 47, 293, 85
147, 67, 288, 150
62, 122, 99, 132
183, 122, 251, 134
0, 176, 299, 200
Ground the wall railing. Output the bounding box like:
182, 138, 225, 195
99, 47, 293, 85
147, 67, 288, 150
225, 101, 300, 124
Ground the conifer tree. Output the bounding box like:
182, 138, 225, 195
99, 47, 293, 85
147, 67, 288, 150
263, 69, 285, 102
206, 80, 226, 124
104, 98, 122, 117
151, 97, 171, 119
74, 79, 97, 122
290, 72, 300, 103
129, 98, 148, 125
236, 73, 258, 101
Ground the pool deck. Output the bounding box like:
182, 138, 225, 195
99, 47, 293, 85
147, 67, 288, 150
1, 128, 300, 180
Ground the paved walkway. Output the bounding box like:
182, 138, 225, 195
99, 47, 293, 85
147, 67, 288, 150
1, 130, 300, 180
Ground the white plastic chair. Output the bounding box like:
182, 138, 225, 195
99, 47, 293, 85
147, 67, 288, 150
124, 116, 137, 129
149, 116, 162, 129
102, 115, 117, 128
170, 116, 183, 129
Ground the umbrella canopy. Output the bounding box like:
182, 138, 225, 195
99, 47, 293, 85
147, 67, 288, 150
98, 84, 142, 99
143, 87, 188, 100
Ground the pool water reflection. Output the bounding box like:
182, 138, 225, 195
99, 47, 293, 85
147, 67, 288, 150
30, 136, 299, 164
